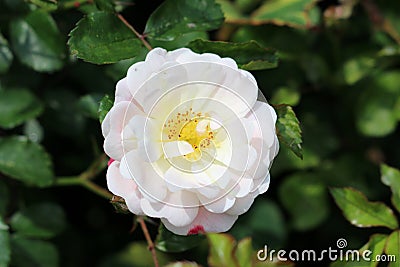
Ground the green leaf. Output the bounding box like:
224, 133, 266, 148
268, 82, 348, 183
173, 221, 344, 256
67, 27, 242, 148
0, 89, 44, 129
208, 233, 238, 267
0, 31, 13, 74
187, 39, 278, 70
0, 136, 54, 187
251, 0, 320, 28
155, 224, 205, 253
150, 31, 208, 51
384, 230, 400, 267
381, 164, 400, 213
164, 262, 201, 267
10, 235, 59, 267
343, 57, 375, 85
235, 238, 252, 267
275, 104, 303, 159
330, 187, 399, 229
279, 174, 329, 231
68, 11, 147, 64
94, 0, 114, 12
367, 234, 388, 267
271, 86, 300, 106
0, 217, 10, 267
10, 10, 65, 72
98, 94, 114, 123
29, 0, 58, 11
144, 0, 224, 42
330, 234, 388, 267
216, 0, 245, 20
10, 203, 66, 239
0, 181, 9, 217
78, 94, 102, 119
356, 71, 400, 137
106, 57, 145, 82
99, 242, 172, 267
230, 199, 287, 249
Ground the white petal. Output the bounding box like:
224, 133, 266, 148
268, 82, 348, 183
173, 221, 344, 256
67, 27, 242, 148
221, 57, 238, 69
250, 101, 277, 147
107, 161, 144, 215
120, 151, 167, 201
163, 141, 194, 158
104, 131, 124, 160
161, 207, 238, 235
103, 101, 144, 160
127, 48, 167, 96
125, 192, 144, 215
226, 195, 255, 216
164, 167, 202, 189
101, 110, 111, 137
216, 143, 257, 171
235, 177, 253, 198
140, 192, 199, 227
199, 194, 235, 213
115, 78, 133, 103
255, 173, 271, 194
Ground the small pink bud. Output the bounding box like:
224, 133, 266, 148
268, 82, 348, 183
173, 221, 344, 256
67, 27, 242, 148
108, 158, 115, 166
187, 225, 205, 235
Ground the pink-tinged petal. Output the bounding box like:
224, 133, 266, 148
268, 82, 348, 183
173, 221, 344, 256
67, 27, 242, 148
161, 207, 238, 235
106, 161, 137, 198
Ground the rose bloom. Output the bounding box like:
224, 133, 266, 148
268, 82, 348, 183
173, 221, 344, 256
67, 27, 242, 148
102, 48, 279, 235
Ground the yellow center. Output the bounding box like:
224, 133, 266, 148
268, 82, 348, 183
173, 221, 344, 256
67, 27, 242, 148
163, 109, 215, 161
178, 118, 214, 160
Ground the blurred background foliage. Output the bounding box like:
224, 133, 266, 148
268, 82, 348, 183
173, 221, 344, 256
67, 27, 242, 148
0, 0, 400, 266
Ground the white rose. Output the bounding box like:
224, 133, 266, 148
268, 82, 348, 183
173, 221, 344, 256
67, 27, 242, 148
102, 47, 279, 235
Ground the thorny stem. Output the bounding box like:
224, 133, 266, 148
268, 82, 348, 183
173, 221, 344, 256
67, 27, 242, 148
117, 14, 153, 51
138, 217, 159, 267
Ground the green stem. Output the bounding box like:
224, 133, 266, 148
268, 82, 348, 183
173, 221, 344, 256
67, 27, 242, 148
55, 176, 82, 186
81, 179, 113, 199
55, 176, 112, 199
80, 153, 108, 180
54, 153, 111, 199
